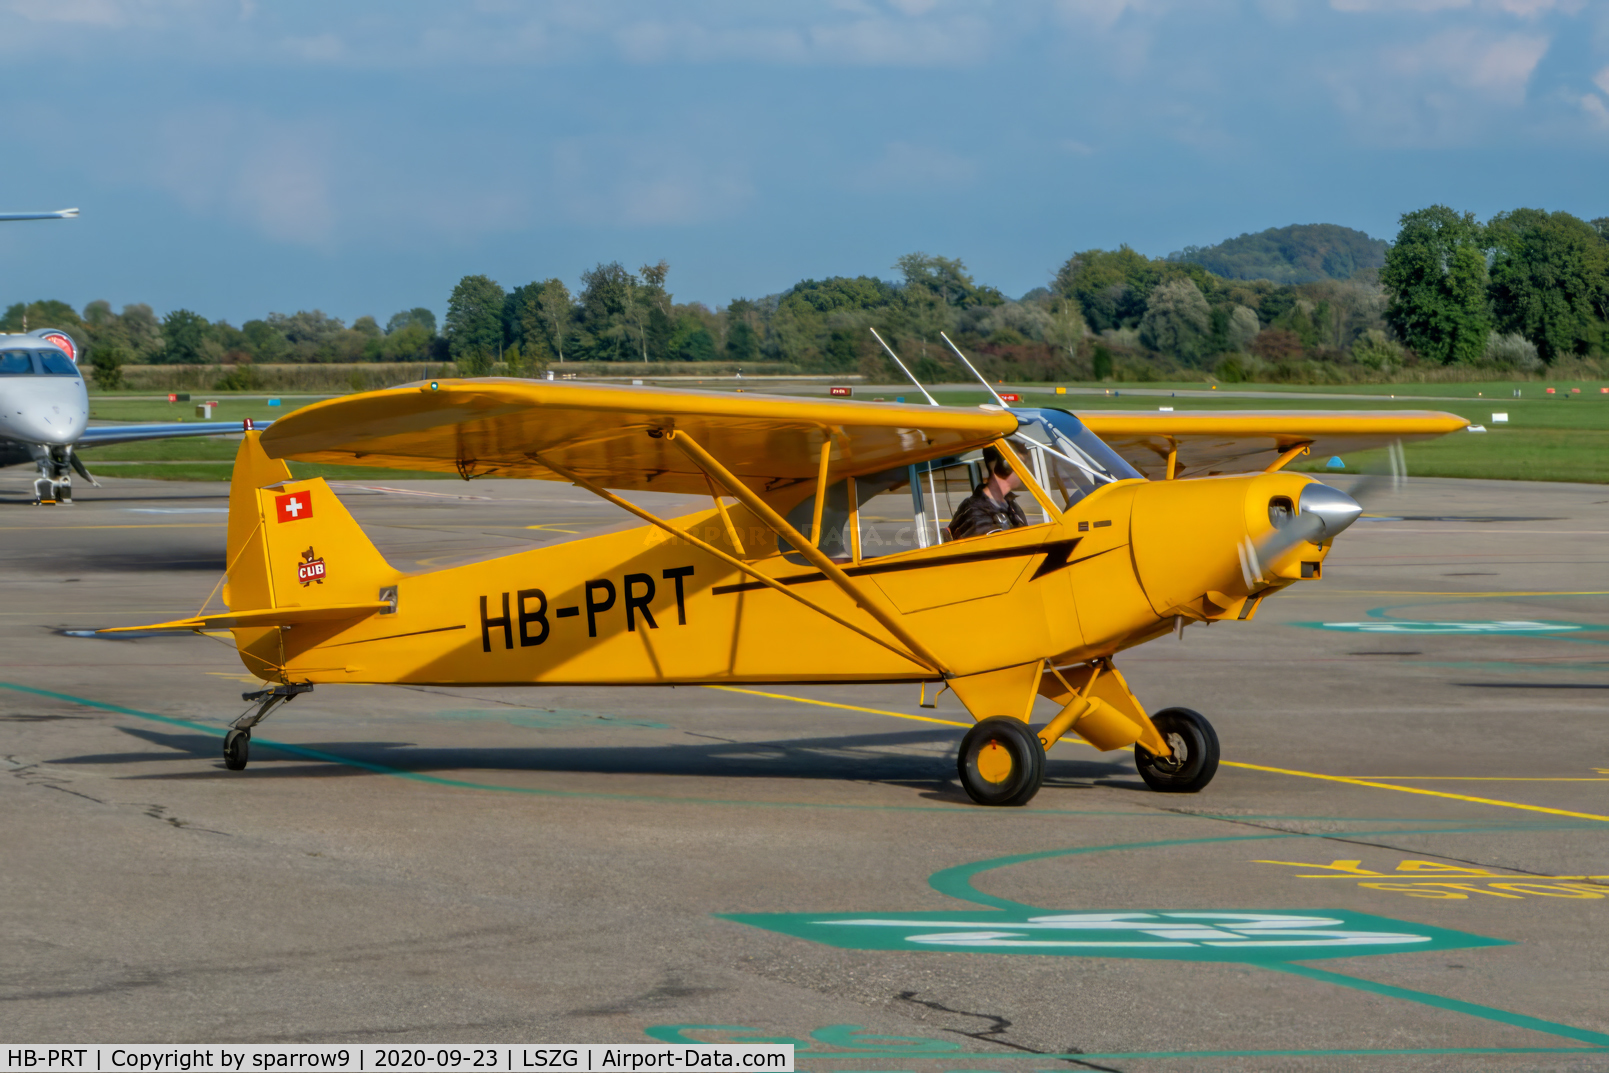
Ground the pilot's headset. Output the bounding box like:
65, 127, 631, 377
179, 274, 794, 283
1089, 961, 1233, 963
980, 446, 1017, 484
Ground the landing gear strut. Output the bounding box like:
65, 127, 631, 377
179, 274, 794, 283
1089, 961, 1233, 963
222, 683, 312, 771
29, 444, 96, 505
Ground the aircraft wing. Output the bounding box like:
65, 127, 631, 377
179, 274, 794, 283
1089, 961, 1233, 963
259, 379, 1016, 497
77, 420, 271, 449
0, 208, 79, 221
1077, 410, 1470, 479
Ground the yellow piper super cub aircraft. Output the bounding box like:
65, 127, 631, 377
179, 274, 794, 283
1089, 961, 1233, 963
109, 379, 1467, 806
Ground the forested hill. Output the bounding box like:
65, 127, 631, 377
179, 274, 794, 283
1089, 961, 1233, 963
1169, 223, 1388, 284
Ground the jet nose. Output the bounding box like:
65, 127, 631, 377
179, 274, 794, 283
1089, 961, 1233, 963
4, 380, 88, 445
1298, 483, 1362, 541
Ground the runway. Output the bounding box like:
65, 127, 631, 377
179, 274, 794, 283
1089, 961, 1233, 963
2, 470, 1607, 1070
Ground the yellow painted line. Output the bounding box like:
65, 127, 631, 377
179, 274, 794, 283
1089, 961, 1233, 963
708, 686, 1609, 821
0, 523, 225, 530
1350, 777, 1609, 782
1222, 761, 1609, 823
705, 684, 973, 729
524, 524, 582, 533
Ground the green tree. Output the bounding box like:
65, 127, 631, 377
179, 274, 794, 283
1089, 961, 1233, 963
160, 309, 212, 365
536, 279, 574, 363
577, 262, 635, 361
446, 275, 507, 374
1486, 208, 1608, 361
895, 253, 1004, 309
1139, 278, 1212, 364
1379, 206, 1491, 364
386, 307, 437, 335
1226, 305, 1260, 351
89, 345, 129, 390
725, 298, 761, 362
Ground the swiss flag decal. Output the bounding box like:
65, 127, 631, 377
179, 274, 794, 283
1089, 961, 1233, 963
275, 491, 312, 523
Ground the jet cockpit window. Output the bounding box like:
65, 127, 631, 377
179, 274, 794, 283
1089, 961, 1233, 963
0, 350, 36, 375
38, 350, 78, 375
1009, 408, 1142, 510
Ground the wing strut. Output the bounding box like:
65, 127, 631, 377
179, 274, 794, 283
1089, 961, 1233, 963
666, 430, 952, 677
940, 332, 1009, 408
869, 328, 940, 407
531, 453, 939, 673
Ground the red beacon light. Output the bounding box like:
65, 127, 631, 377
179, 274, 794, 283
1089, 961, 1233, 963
29, 329, 77, 363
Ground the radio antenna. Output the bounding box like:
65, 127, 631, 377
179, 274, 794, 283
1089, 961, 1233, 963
868, 327, 939, 407
939, 332, 1009, 408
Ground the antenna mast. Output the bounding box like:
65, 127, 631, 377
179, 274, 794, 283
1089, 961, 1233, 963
939, 332, 1009, 408
868, 328, 939, 407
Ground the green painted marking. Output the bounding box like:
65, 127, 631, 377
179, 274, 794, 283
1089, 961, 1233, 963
1294, 620, 1589, 634
927, 834, 1292, 909
719, 907, 1505, 964
645, 1024, 1609, 1060
1274, 963, 1609, 1047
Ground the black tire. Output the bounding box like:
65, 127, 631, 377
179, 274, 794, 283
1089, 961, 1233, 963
223, 729, 250, 771
1134, 707, 1218, 793
957, 717, 1045, 806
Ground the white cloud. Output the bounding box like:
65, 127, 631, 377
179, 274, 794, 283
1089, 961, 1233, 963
1580, 92, 1609, 127
853, 141, 978, 190
612, 8, 994, 67
1595, 64, 1609, 96
283, 33, 344, 63
1386, 28, 1549, 101
553, 136, 754, 227
4, 0, 130, 24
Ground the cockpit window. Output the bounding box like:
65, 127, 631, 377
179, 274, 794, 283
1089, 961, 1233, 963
0, 350, 35, 375
39, 350, 78, 375
1010, 408, 1142, 510
0, 349, 79, 376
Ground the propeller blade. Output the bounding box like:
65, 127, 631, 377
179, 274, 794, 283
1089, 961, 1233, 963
1343, 439, 1406, 509
1244, 483, 1361, 586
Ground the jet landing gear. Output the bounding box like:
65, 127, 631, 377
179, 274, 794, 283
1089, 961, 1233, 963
223, 683, 313, 770
30, 445, 96, 505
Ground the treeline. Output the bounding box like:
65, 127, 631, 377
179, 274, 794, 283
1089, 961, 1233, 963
10, 210, 1607, 391
0, 299, 445, 389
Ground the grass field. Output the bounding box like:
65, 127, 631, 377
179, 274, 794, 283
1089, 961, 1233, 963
72, 379, 1609, 485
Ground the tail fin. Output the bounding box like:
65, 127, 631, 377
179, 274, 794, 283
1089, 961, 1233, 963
224, 432, 395, 612
223, 431, 292, 611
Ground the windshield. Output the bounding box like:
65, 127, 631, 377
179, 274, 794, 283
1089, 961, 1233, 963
0, 349, 79, 376
1009, 408, 1142, 510
39, 350, 78, 375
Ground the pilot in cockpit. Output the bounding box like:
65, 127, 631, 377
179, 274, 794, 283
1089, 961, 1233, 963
947, 446, 1028, 540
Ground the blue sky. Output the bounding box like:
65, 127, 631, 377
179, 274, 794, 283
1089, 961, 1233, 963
2, 0, 1607, 325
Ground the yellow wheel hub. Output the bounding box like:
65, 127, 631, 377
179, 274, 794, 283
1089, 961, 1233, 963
976, 740, 1014, 784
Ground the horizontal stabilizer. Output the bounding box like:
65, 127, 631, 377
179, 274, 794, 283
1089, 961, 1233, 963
99, 601, 391, 634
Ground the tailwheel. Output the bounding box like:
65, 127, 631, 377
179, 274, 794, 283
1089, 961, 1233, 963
223, 729, 250, 771
1134, 707, 1219, 793
957, 716, 1045, 807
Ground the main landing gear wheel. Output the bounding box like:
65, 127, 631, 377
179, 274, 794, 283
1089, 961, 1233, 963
223, 729, 250, 771
1134, 707, 1219, 793
958, 717, 1045, 807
